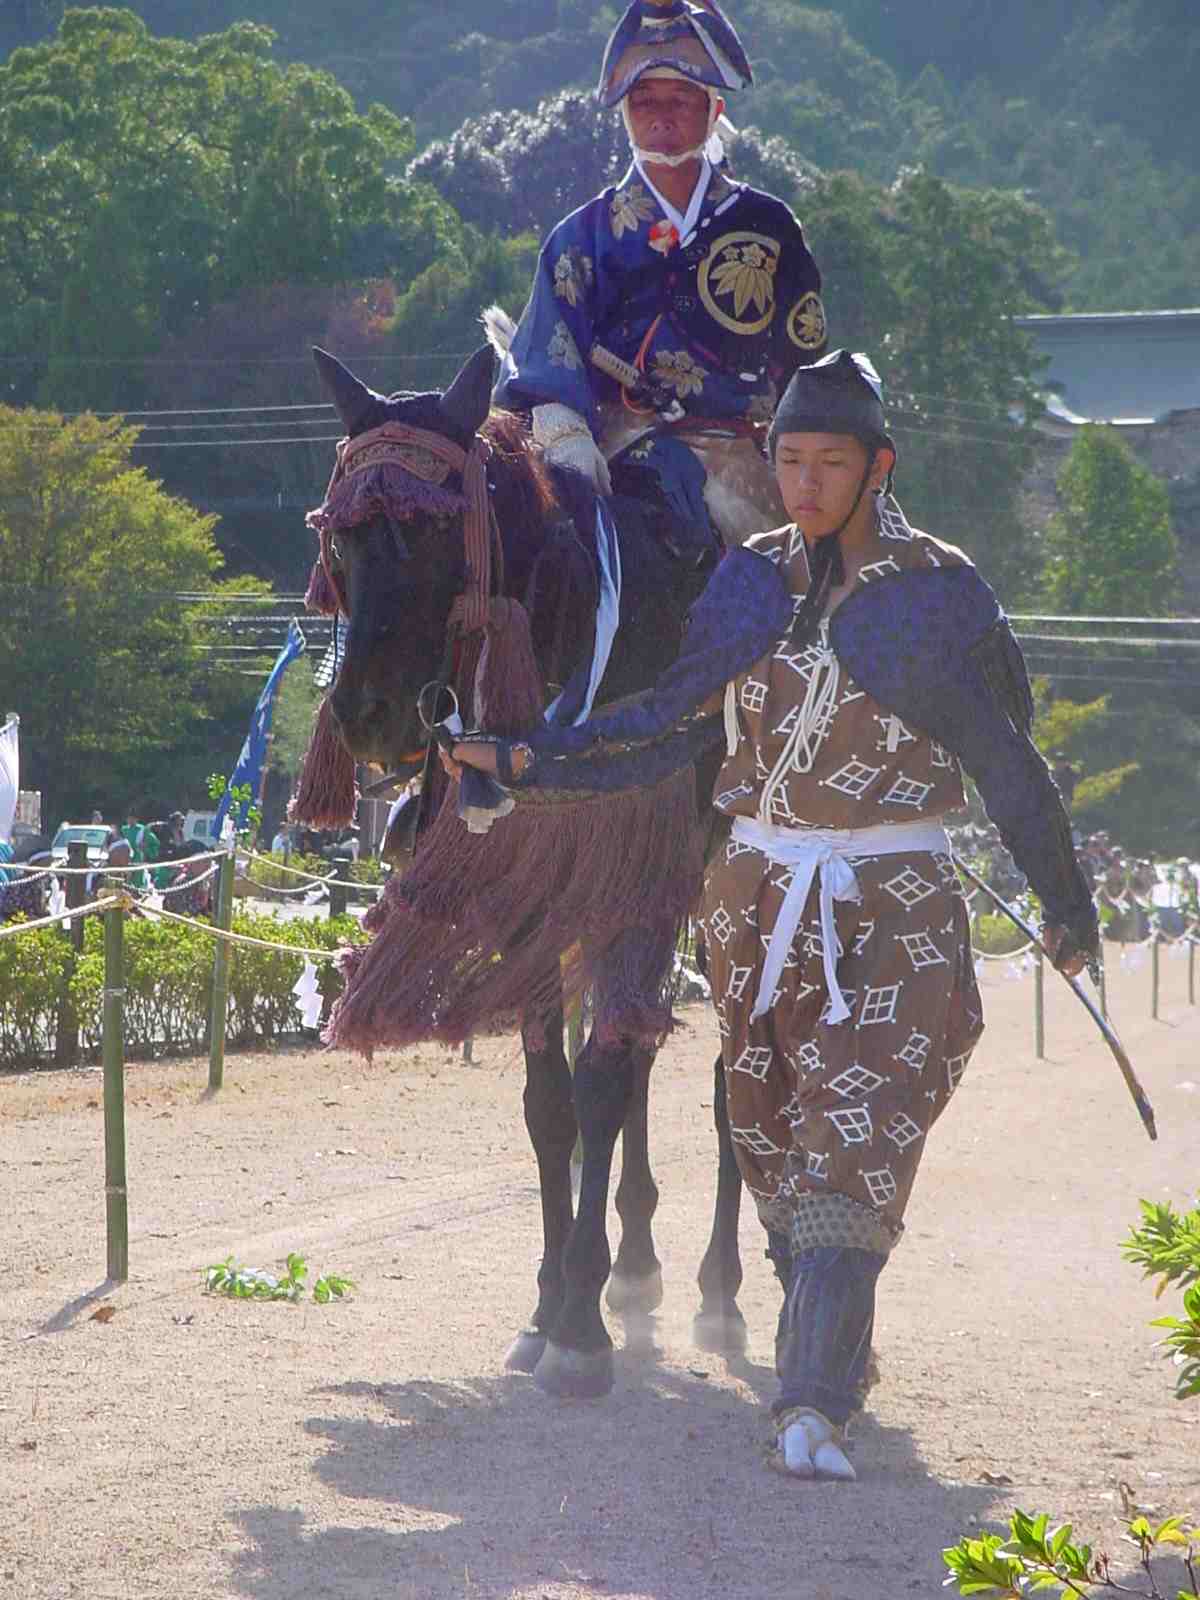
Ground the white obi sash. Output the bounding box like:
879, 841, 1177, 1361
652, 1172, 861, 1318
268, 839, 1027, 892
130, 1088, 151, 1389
731, 816, 951, 1024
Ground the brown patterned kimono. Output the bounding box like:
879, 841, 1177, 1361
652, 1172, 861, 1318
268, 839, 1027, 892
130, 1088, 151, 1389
697, 515, 985, 1250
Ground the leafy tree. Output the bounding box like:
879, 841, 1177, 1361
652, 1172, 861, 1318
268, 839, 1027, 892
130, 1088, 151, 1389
1032, 687, 1137, 816
389, 229, 541, 390
0, 8, 459, 409
136, 279, 403, 588
411, 87, 819, 243
801, 169, 1062, 601
269, 661, 321, 785
0, 404, 268, 821
1034, 436, 1189, 853
1043, 426, 1178, 617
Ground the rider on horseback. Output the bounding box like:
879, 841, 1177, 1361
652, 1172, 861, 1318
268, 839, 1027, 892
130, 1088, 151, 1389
493, 0, 828, 552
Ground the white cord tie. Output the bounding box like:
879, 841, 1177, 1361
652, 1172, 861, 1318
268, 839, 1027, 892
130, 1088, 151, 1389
758, 642, 840, 824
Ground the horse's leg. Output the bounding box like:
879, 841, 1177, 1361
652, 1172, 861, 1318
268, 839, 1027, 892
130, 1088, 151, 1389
607, 1045, 664, 1314
693, 1052, 751, 1355
534, 1036, 634, 1398
505, 1005, 578, 1375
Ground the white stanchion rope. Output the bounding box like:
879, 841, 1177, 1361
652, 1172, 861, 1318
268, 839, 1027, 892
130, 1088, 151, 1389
2, 847, 228, 876
0, 895, 124, 941
131, 899, 342, 961
157, 862, 220, 896
239, 848, 384, 895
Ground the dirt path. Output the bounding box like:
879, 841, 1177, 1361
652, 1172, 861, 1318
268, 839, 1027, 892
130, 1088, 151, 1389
2, 953, 1198, 1600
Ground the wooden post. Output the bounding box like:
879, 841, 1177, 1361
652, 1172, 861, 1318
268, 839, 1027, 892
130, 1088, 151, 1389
1151, 932, 1160, 1021
328, 876, 349, 921
207, 850, 235, 1091
53, 839, 89, 1065
103, 900, 128, 1281
1034, 944, 1045, 1060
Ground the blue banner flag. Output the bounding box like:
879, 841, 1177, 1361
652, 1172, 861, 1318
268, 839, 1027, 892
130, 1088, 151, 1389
214, 619, 306, 835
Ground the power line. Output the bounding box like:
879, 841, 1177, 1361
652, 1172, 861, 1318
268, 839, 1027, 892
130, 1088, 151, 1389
0, 351, 476, 369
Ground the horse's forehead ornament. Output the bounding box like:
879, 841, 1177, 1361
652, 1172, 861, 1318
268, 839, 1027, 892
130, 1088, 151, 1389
335, 428, 457, 489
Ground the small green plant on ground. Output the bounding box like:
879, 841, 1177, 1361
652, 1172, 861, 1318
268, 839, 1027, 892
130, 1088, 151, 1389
204, 1251, 355, 1304
944, 1510, 1197, 1598
1123, 1196, 1200, 1401
943, 1195, 1200, 1597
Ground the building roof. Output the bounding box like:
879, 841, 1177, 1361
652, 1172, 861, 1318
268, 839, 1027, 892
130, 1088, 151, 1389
1014, 310, 1200, 425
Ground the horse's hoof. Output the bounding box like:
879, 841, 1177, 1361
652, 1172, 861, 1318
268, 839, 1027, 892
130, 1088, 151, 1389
692, 1305, 749, 1356
504, 1329, 547, 1374
533, 1341, 615, 1399
606, 1266, 663, 1315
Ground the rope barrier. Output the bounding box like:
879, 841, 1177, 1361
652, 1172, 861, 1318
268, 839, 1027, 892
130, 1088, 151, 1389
131, 899, 341, 961
0, 895, 125, 942
2, 847, 228, 876
235, 861, 337, 900
239, 849, 386, 895
974, 940, 1037, 961
157, 863, 221, 897
1, 868, 54, 887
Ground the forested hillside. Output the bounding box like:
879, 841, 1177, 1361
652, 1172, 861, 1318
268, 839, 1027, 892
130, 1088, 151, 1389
5, 1, 1197, 311
2, 3, 1197, 839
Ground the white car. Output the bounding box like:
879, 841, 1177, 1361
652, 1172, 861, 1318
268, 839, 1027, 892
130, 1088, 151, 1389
183, 810, 220, 847
50, 823, 121, 865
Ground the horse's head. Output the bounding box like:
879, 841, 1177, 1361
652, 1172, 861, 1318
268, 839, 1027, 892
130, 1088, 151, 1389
309, 343, 496, 773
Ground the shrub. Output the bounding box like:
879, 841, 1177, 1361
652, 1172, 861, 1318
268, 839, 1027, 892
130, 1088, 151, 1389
971, 910, 1030, 956
943, 1196, 1200, 1597
0, 921, 73, 1062
0, 909, 369, 1066
224, 911, 367, 1046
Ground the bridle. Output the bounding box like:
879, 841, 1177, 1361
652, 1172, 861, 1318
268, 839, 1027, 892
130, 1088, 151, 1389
305, 418, 509, 834
308, 418, 504, 633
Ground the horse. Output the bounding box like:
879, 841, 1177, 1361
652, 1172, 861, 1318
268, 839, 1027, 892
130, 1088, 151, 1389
291, 341, 759, 1398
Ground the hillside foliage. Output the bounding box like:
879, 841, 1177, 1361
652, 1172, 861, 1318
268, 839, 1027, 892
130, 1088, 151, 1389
1, 4, 1195, 844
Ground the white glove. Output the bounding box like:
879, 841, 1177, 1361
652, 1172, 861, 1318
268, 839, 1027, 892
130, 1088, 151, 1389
532, 403, 612, 496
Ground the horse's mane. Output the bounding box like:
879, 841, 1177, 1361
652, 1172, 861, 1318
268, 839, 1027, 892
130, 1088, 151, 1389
480, 408, 559, 574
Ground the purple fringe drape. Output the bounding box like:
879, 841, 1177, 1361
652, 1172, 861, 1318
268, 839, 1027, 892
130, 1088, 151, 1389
324, 587, 703, 1053
326, 767, 702, 1055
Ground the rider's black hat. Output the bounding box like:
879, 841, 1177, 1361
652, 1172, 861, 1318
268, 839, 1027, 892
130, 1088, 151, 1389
768, 350, 896, 464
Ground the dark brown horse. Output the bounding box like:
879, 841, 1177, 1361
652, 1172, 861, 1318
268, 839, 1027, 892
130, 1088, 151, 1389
298, 343, 755, 1397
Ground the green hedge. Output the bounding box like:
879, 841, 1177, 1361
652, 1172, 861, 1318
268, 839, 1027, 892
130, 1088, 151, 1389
0, 911, 369, 1068
970, 910, 1030, 956
243, 851, 386, 892
0, 922, 74, 1061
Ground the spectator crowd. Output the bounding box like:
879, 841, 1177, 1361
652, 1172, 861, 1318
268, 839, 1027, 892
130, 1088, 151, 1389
954, 821, 1200, 945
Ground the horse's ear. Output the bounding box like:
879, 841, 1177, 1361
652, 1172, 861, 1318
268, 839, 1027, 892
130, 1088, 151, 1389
312, 347, 379, 434
439, 345, 495, 439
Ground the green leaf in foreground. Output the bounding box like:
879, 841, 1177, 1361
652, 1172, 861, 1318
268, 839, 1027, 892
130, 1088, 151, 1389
203, 1253, 354, 1304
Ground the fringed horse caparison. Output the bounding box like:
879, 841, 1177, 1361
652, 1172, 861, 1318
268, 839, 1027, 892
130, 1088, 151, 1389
290, 342, 751, 1396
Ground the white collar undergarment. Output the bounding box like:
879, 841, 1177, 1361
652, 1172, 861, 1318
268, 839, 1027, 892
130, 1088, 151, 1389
632, 156, 712, 243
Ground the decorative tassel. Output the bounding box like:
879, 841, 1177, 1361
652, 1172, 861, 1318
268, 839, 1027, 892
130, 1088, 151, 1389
288, 696, 358, 828
304, 557, 339, 616
474, 598, 544, 734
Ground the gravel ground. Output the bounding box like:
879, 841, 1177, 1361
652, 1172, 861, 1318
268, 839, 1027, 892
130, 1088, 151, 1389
2, 951, 1197, 1600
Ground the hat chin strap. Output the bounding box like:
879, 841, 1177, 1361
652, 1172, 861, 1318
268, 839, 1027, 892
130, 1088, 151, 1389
621, 77, 728, 167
